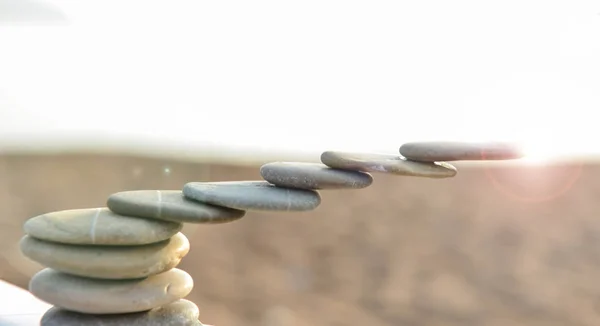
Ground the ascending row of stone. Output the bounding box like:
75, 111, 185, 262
179, 143, 523, 212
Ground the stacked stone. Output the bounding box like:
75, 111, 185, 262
20, 192, 245, 325
19, 141, 523, 325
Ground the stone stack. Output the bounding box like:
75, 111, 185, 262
19, 141, 523, 325
20, 194, 245, 325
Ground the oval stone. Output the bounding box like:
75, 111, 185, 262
399, 141, 524, 162
320, 151, 457, 178
40, 299, 201, 326
183, 181, 321, 211
23, 208, 182, 246
107, 190, 245, 224
30, 268, 194, 314
20, 232, 190, 279
260, 162, 373, 190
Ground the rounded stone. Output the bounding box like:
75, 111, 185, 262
107, 190, 246, 224
260, 162, 373, 190
40, 299, 201, 326
30, 268, 194, 314
23, 207, 182, 246
183, 181, 321, 211
399, 141, 524, 162
320, 151, 457, 178
20, 232, 190, 280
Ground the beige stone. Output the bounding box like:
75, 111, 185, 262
320, 151, 457, 178
20, 232, 189, 279
24, 207, 182, 245
40, 299, 201, 325
30, 268, 194, 314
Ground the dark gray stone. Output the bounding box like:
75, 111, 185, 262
107, 190, 245, 224
260, 162, 373, 190
399, 141, 524, 162
40, 299, 202, 326
183, 181, 321, 211
320, 151, 457, 178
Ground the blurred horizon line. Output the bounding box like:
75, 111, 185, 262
0, 132, 596, 167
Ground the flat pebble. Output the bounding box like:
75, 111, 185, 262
30, 268, 194, 314
399, 141, 524, 162
23, 208, 182, 246
320, 151, 457, 178
40, 299, 201, 326
260, 162, 373, 190
107, 190, 246, 224
20, 232, 189, 279
183, 181, 321, 211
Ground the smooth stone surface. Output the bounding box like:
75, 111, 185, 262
399, 141, 524, 162
23, 207, 182, 245
260, 162, 373, 190
29, 268, 194, 314
320, 151, 457, 178
107, 190, 246, 224
40, 299, 201, 326
183, 181, 321, 211
20, 232, 189, 279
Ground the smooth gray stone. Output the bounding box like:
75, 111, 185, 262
29, 268, 194, 314
320, 151, 457, 178
23, 207, 182, 245
399, 141, 524, 162
107, 190, 246, 224
183, 181, 321, 211
20, 232, 189, 280
260, 162, 373, 190
40, 299, 201, 326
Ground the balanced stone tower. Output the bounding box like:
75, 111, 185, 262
19, 141, 523, 325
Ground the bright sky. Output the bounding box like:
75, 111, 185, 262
0, 0, 599, 163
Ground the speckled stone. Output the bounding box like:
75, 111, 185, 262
320, 151, 457, 178
20, 232, 189, 279
107, 190, 246, 224
183, 181, 321, 211
29, 268, 194, 314
23, 208, 182, 245
260, 162, 373, 190
40, 299, 202, 326
399, 141, 524, 162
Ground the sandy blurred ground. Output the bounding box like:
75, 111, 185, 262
0, 154, 598, 326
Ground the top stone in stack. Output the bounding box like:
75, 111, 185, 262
399, 141, 524, 162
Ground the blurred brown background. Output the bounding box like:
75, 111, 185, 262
0, 153, 597, 326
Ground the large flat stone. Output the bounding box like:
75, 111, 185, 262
23, 208, 182, 246
40, 299, 202, 326
399, 141, 524, 162
107, 190, 246, 224
320, 151, 457, 178
183, 181, 321, 211
29, 268, 193, 314
260, 162, 373, 190
20, 232, 189, 279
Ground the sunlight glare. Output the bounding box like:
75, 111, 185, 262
519, 138, 560, 165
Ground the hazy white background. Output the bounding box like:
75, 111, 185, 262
1, 0, 599, 162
